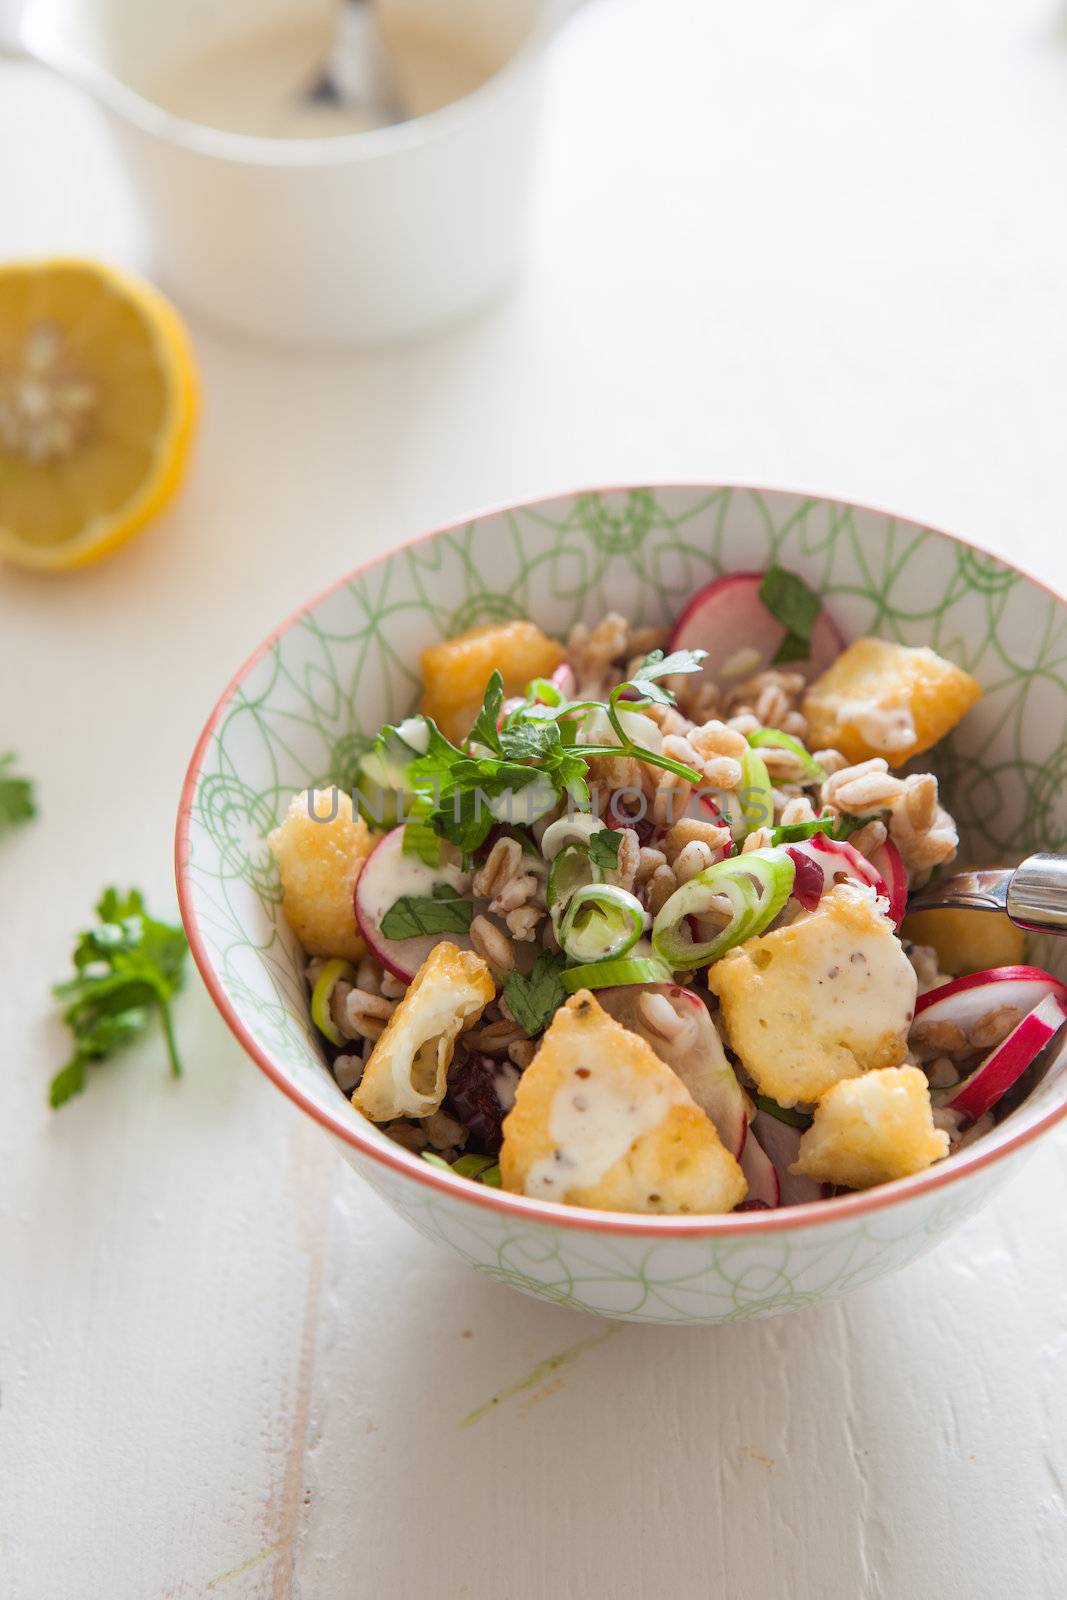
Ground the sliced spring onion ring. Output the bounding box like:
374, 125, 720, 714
748, 727, 827, 784
310, 958, 357, 1046
725, 747, 774, 840
651, 848, 796, 970
547, 842, 603, 921
561, 956, 673, 994
558, 883, 645, 963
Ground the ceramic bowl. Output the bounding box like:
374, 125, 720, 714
176, 486, 1067, 1324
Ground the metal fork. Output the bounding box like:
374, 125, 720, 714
907, 853, 1067, 935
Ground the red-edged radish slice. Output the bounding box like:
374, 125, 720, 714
785, 833, 889, 913
354, 826, 474, 982
597, 983, 748, 1159
668, 571, 845, 686
944, 993, 1067, 1121
914, 966, 1067, 1031
738, 1126, 780, 1207
751, 1111, 827, 1205
869, 838, 908, 927
551, 663, 577, 698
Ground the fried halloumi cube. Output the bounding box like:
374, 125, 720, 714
500, 991, 746, 1215
420, 621, 565, 744
268, 788, 374, 962
803, 637, 981, 767
791, 1065, 949, 1189
708, 883, 917, 1108
353, 942, 494, 1122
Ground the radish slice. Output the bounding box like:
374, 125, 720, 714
785, 833, 889, 913
668, 571, 845, 686
751, 1111, 826, 1205
914, 966, 1067, 1032
869, 838, 908, 927
945, 993, 1067, 1121
597, 983, 748, 1159
738, 1127, 780, 1207
354, 826, 474, 982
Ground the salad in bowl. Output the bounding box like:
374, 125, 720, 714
263, 565, 1066, 1217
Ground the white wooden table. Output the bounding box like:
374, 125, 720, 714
4, 3, 1067, 1595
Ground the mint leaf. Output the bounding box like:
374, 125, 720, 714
0, 752, 36, 832
759, 567, 821, 661
586, 828, 623, 871
504, 950, 567, 1036
380, 889, 474, 940
50, 888, 188, 1108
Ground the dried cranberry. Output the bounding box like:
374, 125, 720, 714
445, 1053, 512, 1155
605, 791, 657, 843
786, 848, 824, 911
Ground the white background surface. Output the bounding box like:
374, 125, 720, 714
3, 2, 1067, 1596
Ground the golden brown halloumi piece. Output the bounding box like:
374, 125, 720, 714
709, 883, 916, 1108
353, 942, 494, 1122
802, 637, 981, 768
791, 1066, 949, 1189
500, 991, 746, 1215
268, 788, 374, 963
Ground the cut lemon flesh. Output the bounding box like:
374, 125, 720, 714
0, 259, 198, 571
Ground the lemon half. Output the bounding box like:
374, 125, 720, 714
0, 259, 198, 571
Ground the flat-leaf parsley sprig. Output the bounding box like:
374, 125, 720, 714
372, 650, 708, 859
543, 647, 709, 783
50, 888, 190, 1109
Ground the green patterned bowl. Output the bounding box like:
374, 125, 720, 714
176, 486, 1067, 1324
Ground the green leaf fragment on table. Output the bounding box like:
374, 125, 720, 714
50, 887, 189, 1108
380, 886, 474, 940
503, 949, 568, 1037
0, 752, 37, 832
759, 566, 822, 663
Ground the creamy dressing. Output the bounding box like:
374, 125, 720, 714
145, 11, 504, 139
524, 1069, 673, 1200
801, 901, 917, 1046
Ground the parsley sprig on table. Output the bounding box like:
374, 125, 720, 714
50, 888, 189, 1109
0, 752, 36, 833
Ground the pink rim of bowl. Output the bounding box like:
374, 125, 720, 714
174, 481, 1067, 1239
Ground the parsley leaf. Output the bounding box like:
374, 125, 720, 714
632, 647, 708, 686
50, 888, 189, 1109
758, 566, 822, 663
380, 886, 474, 940
585, 828, 624, 871
504, 950, 568, 1036
0, 752, 36, 832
